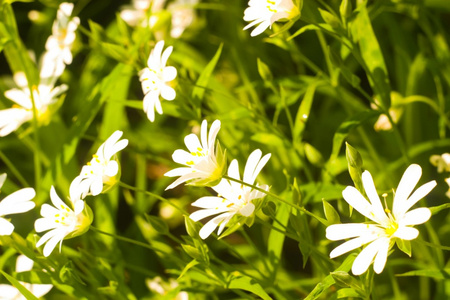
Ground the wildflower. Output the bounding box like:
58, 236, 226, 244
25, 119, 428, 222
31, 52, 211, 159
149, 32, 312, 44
168, 0, 198, 38
430, 153, 450, 173
0, 173, 35, 235
0, 72, 67, 137
0, 255, 53, 299
139, 40, 177, 122
243, 0, 299, 37
40, 2, 79, 79
146, 276, 188, 300
326, 164, 436, 275
371, 92, 404, 132
120, 0, 164, 27
190, 149, 271, 239
70, 131, 128, 200
35, 186, 93, 257
165, 120, 225, 190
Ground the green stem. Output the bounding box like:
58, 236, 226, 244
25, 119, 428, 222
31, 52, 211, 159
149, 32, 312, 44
413, 239, 450, 251
90, 226, 164, 253
118, 181, 188, 216
0, 151, 29, 187
222, 175, 328, 226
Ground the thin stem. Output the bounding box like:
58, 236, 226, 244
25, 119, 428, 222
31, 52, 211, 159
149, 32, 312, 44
0, 151, 29, 187
90, 226, 164, 253
414, 239, 450, 251
222, 175, 328, 226
118, 181, 188, 216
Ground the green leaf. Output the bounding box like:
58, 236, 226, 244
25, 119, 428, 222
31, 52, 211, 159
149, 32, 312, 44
192, 43, 223, 103
331, 271, 366, 296
257, 58, 273, 82
146, 215, 169, 235
251, 133, 285, 148
330, 110, 379, 163
345, 142, 364, 196
185, 216, 201, 238
0, 270, 38, 300
337, 288, 362, 298
304, 143, 324, 167
181, 244, 203, 261
318, 8, 341, 28
395, 239, 412, 257
293, 84, 316, 144
322, 200, 340, 224
397, 269, 450, 280
227, 275, 272, 300
429, 203, 450, 215
350, 5, 391, 108
178, 259, 199, 280
339, 0, 353, 19
305, 253, 356, 300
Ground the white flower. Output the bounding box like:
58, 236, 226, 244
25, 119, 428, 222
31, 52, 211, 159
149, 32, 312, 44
0, 174, 35, 235
35, 186, 92, 257
243, 0, 299, 37
146, 276, 188, 300
120, 0, 164, 27
0, 73, 67, 137
70, 131, 128, 200
165, 120, 225, 190
40, 2, 79, 79
326, 164, 436, 275
430, 153, 450, 173
0, 255, 53, 300
190, 149, 271, 239
139, 40, 177, 122
168, 0, 198, 38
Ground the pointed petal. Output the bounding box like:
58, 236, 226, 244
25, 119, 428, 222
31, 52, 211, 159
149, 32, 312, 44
397, 181, 436, 217
199, 213, 229, 239
191, 196, 226, 209
361, 171, 388, 224
373, 237, 390, 274
15, 255, 34, 273
0, 218, 14, 235
342, 186, 378, 223
329, 234, 379, 259
393, 226, 419, 240
393, 164, 422, 216
326, 223, 375, 241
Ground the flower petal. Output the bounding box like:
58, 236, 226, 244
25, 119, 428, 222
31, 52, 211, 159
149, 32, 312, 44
393, 226, 419, 240
352, 238, 387, 276
400, 207, 431, 226
393, 164, 422, 216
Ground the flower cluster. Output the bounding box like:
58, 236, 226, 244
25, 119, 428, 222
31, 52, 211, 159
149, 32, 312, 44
165, 119, 271, 239
0, 2, 78, 137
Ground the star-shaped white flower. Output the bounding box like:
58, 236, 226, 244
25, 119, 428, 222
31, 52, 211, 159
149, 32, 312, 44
168, 0, 198, 38
35, 186, 92, 257
40, 2, 79, 80
0, 73, 67, 137
326, 164, 436, 275
139, 40, 177, 122
190, 149, 271, 239
243, 0, 299, 37
0, 255, 53, 300
70, 130, 128, 200
0, 174, 35, 236
165, 120, 225, 190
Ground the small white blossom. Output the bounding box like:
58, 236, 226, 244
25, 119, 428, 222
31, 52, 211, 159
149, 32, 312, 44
139, 40, 177, 122
430, 153, 450, 173
0, 174, 35, 236
0, 73, 67, 137
243, 0, 299, 37
40, 2, 79, 79
165, 120, 225, 190
35, 186, 92, 257
70, 131, 128, 200
326, 164, 436, 275
190, 149, 271, 239
120, 0, 163, 27
168, 0, 198, 38
146, 276, 188, 300
0, 255, 53, 299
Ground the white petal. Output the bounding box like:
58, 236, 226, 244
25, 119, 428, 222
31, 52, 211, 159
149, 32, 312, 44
162, 66, 177, 82
4, 89, 32, 109
239, 202, 255, 217
243, 149, 262, 184
164, 167, 191, 177
184, 134, 202, 153
191, 196, 226, 209
43, 232, 65, 257
190, 208, 225, 222
172, 149, 193, 165
49, 186, 67, 209
161, 85, 176, 101
329, 234, 378, 259
0, 188, 35, 215
352, 238, 387, 276
400, 207, 431, 226
35, 218, 58, 233
199, 213, 229, 239
161, 45, 173, 67
397, 181, 436, 217
326, 223, 375, 241
165, 172, 201, 190
200, 120, 208, 150
342, 186, 378, 223
90, 179, 103, 196
15, 255, 33, 273
0, 218, 14, 235
30, 284, 53, 298
393, 164, 422, 216
208, 120, 221, 151
104, 161, 119, 177
373, 237, 390, 274
361, 171, 388, 224
393, 226, 419, 240
0, 284, 20, 299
